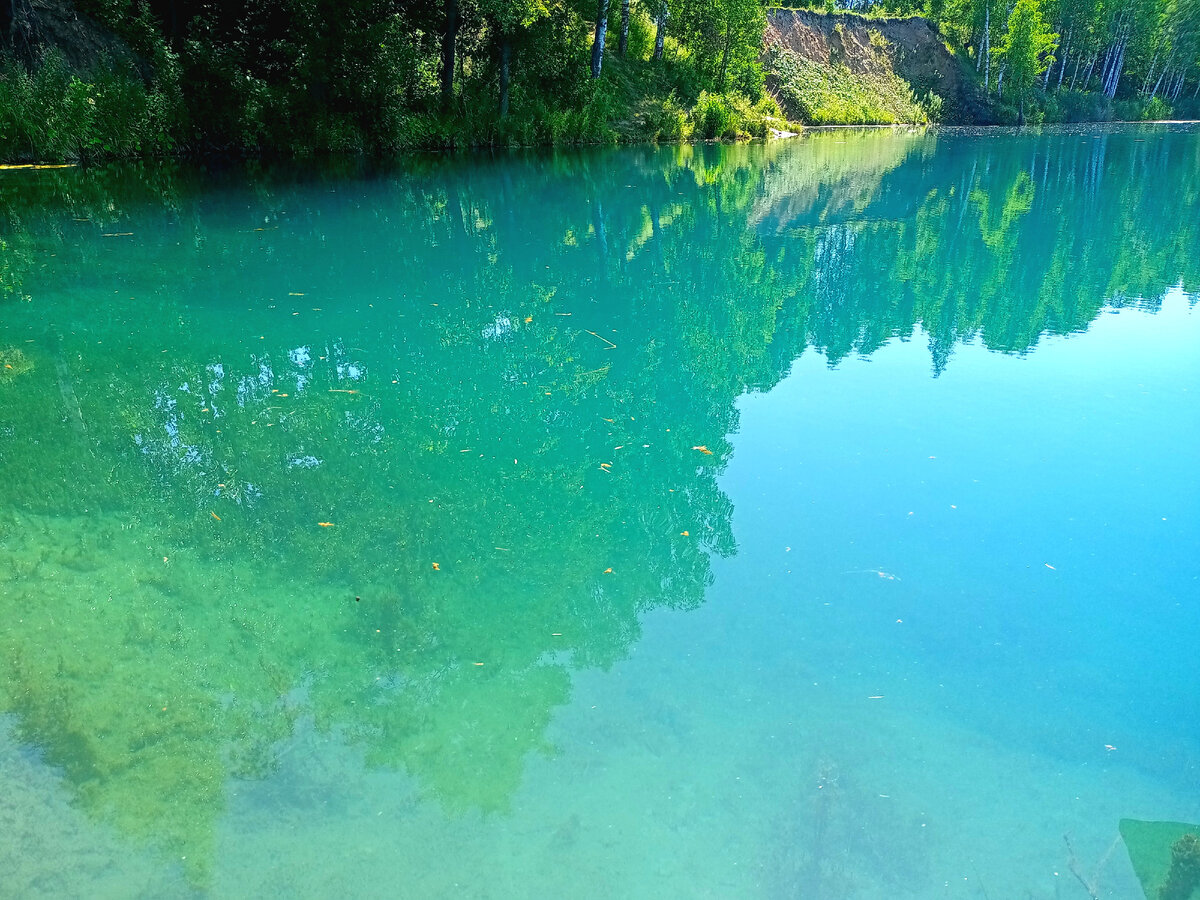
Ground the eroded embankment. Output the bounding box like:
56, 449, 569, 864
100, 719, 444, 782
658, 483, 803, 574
764, 9, 992, 125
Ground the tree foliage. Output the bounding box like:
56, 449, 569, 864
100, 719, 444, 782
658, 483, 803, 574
0, 0, 774, 156
881, 0, 1200, 120
994, 0, 1059, 120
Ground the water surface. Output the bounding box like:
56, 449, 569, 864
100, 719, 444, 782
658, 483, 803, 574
1, 125, 1198, 898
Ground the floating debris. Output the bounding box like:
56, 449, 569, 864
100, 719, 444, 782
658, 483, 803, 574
843, 568, 901, 581
584, 329, 617, 349
0, 163, 75, 170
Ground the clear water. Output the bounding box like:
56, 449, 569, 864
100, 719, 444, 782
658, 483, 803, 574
1, 126, 1198, 899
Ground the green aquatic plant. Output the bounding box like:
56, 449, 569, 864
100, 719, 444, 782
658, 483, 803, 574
1121, 819, 1200, 900
1159, 833, 1200, 900
0, 347, 34, 382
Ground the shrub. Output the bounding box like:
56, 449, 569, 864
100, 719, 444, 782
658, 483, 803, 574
1053, 89, 1113, 122
0, 47, 182, 161
1141, 95, 1171, 121
691, 91, 739, 139
630, 94, 688, 141
769, 49, 926, 124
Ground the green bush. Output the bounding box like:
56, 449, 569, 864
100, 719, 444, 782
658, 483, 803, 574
1140, 95, 1171, 121
628, 94, 688, 141
691, 91, 739, 139
0, 48, 182, 161
769, 49, 926, 125
1051, 89, 1113, 122
921, 91, 945, 121
992, 99, 1020, 124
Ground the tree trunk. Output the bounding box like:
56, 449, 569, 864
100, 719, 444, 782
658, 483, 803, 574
1151, 55, 1170, 98
618, 0, 630, 56
1054, 29, 1070, 89
1083, 54, 1097, 87
1141, 51, 1158, 95
982, 3, 990, 87
654, 2, 668, 60
1106, 39, 1126, 98
1044, 29, 1061, 88
979, 4, 988, 91
591, 0, 610, 78
1018, 95, 1025, 125
499, 37, 511, 117
440, 0, 460, 110
1099, 41, 1114, 87
718, 20, 731, 91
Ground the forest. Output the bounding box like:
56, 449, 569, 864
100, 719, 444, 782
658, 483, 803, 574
0, 0, 1199, 160
881, 0, 1200, 122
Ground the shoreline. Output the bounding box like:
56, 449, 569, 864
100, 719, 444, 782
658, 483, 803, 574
2, 120, 1199, 167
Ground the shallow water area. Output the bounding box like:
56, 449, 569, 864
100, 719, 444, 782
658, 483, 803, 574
1, 125, 1198, 898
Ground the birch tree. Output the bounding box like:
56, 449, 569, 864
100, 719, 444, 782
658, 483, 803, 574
994, 0, 1058, 121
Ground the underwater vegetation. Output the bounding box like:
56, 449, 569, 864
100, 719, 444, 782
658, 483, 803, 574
1120, 819, 1200, 900
1160, 833, 1200, 900
0, 347, 33, 383
0, 129, 1198, 885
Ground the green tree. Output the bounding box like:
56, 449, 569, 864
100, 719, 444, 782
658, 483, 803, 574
675, 0, 766, 94
994, 0, 1058, 122
479, 0, 552, 115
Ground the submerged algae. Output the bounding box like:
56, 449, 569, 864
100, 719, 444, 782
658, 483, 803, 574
0, 347, 33, 383
0, 130, 1198, 884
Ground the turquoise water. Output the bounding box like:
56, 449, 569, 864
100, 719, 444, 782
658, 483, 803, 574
1, 126, 1198, 898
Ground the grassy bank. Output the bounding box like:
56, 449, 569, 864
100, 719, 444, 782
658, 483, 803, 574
2, 0, 1195, 162
0, 0, 800, 162
0, 50, 800, 162
767, 46, 934, 125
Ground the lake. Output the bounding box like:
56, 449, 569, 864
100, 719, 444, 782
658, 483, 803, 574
1, 125, 1198, 899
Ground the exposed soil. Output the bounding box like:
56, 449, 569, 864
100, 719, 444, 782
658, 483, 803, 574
3, 0, 138, 72
764, 9, 993, 124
